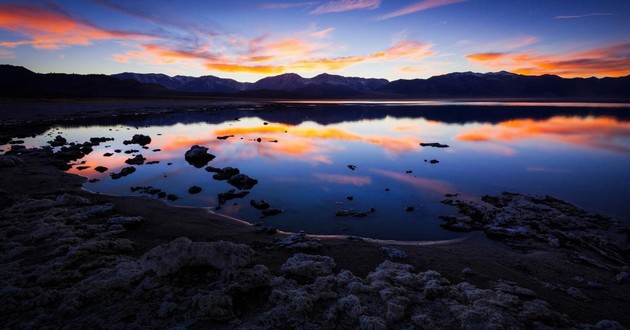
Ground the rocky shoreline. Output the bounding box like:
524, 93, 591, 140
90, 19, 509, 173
1, 101, 629, 329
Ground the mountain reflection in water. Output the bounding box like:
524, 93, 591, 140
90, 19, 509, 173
13, 103, 628, 241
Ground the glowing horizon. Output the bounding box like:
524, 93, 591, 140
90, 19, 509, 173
1, 1, 629, 82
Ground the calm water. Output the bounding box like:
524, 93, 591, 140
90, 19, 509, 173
5, 102, 629, 240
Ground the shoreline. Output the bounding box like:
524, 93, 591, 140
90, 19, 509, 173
1, 100, 629, 328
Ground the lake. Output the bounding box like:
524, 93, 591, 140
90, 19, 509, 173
5, 101, 629, 240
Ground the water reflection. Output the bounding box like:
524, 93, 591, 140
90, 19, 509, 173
457, 116, 630, 153
7, 103, 628, 240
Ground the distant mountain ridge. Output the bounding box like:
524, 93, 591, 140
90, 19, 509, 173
2, 64, 629, 99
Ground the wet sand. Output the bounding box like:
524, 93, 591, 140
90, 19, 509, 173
1, 98, 628, 328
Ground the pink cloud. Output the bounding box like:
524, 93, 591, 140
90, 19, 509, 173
378, 0, 466, 20
0, 4, 149, 50
466, 42, 630, 78
310, 0, 381, 14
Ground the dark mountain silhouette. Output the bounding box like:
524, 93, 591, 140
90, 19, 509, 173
2, 64, 629, 99
0, 65, 169, 98
379, 71, 630, 98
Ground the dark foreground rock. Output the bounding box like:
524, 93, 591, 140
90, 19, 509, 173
441, 192, 630, 273
0, 193, 622, 330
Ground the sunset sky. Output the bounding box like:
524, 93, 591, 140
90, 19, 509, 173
1, 0, 629, 81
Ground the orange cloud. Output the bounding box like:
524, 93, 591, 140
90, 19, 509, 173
456, 116, 630, 153
466, 42, 630, 77
204, 63, 285, 75
310, 0, 381, 14
313, 173, 373, 186
378, 0, 466, 20
0, 4, 148, 50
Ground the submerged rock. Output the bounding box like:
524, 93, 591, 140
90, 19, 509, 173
227, 173, 258, 190
188, 186, 202, 194
211, 167, 240, 181
250, 199, 271, 210
110, 166, 136, 180
262, 208, 282, 216
184, 145, 215, 168
217, 189, 249, 205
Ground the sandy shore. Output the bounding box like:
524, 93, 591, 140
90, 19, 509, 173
1, 99, 628, 329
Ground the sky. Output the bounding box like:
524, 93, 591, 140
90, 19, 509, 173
0, 0, 629, 82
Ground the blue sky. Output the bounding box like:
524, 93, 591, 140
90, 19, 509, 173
1, 0, 628, 81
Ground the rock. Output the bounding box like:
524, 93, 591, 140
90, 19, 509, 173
107, 216, 144, 226
359, 315, 386, 330
146, 161, 159, 165
346, 195, 353, 201
218, 189, 249, 205
217, 135, 234, 140
281, 253, 336, 278
211, 167, 240, 181
347, 164, 357, 171
227, 173, 258, 190
124, 149, 139, 154
336, 210, 356, 217
138, 237, 254, 277
48, 135, 67, 147
462, 267, 475, 276
405, 206, 414, 212
275, 233, 322, 250
123, 134, 151, 146
250, 200, 270, 210
429, 159, 439, 164
380, 247, 408, 259
94, 166, 108, 173
103, 153, 113, 157
262, 208, 282, 216
110, 166, 136, 179
0, 156, 24, 168
188, 186, 202, 194
593, 320, 626, 330
166, 194, 179, 201
193, 291, 234, 320
124, 154, 145, 165
184, 145, 215, 168
566, 286, 589, 301
420, 142, 449, 148
89, 137, 114, 145
484, 226, 528, 239
76, 166, 90, 171
615, 271, 629, 283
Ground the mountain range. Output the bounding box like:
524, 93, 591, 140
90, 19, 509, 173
2, 65, 629, 99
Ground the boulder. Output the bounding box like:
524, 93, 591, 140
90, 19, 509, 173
123, 134, 151, 146
124, 154, 145, 165
184, 145, 215, 168
227, 173, 258, 190
281, 253, 336, 278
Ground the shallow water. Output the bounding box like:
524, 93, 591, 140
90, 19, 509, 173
5, 102, 629, 240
